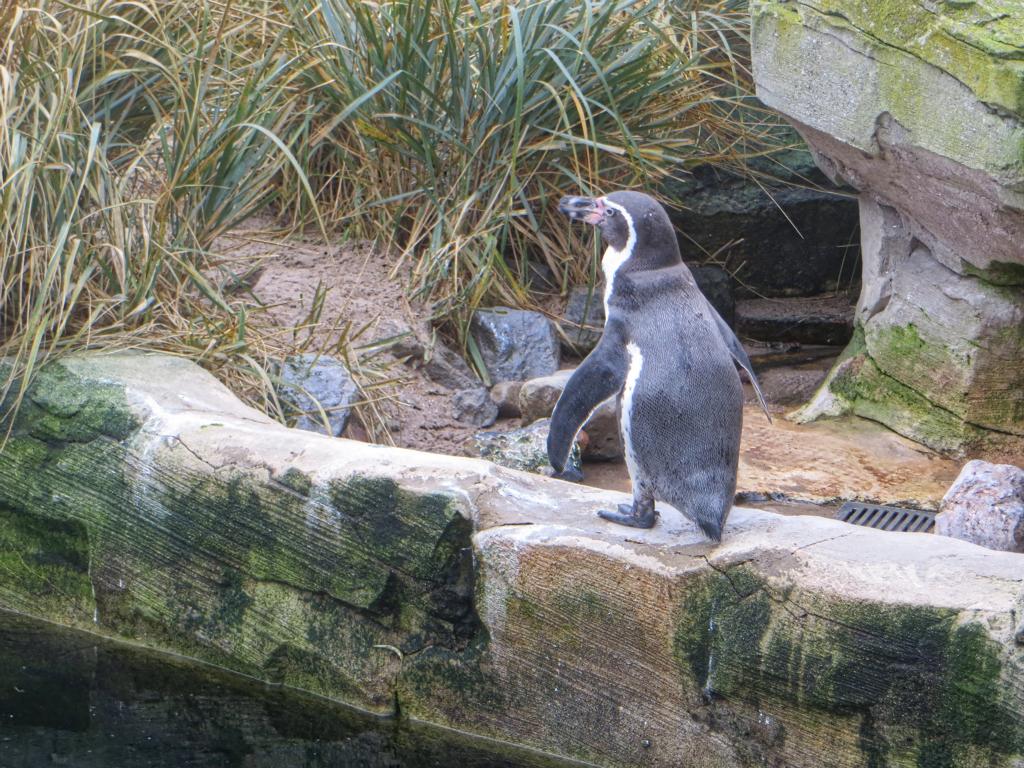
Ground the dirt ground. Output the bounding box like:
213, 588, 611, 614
214, 221, 524, 456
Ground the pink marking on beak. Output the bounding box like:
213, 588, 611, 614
583, 197, 607, 225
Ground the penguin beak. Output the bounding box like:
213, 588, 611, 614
559, 196, 606, 226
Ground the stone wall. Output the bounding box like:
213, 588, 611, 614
0, 353, 1022, 767
750, 0, 1024, 457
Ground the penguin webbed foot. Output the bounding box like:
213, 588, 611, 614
597, 502, 657, 529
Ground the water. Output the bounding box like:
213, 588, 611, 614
0, 610, 583, 768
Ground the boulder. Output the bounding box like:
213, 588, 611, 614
936, 460, 1024, 553
489, 380, 523, 419
451, 387, 498, 428
470, 308, 560, 384
277, 353, 359, 437
665, 149, 860, 299
560, 285, 604, 354
1, 353, 1022, 768
473, 418, 583, 481
753, 0, 1024, 456
391, 327, 480, 391
519, 369, 623, 460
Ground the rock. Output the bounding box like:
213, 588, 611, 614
936, 460, 1024, 553
423, 341, 480, 391
518, 370, 622, 460
526, 260, 557, 290
277, 353, 359, 437
517, 370, 570, 424
489, 380, 523, 419
389, 326, 427, 360
736, 294, 855, 345
690, 265, 736, 327
470, 307, 560, 384
560, 285, 604, 353
473, 418, 583, 481
665, 148, 861, 299
451, 387, 498, 428
752, 0, 1024, 455
391, 327, 480, 391
3, 352, 1023, 768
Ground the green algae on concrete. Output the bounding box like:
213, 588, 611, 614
673, 568, 1024, 767
751, 0, 1024, 183
3, 352, 1024, 768
829, 354, 989, 455
753, 0, 1024, 119
865, 320, 1024, 437
0, 357, 484, 714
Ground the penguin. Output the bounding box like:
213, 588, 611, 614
548, 191, 770, 542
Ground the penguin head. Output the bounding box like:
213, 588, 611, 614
559, 191, 680, 266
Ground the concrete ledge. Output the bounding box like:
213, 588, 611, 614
1, 353, 1022, 767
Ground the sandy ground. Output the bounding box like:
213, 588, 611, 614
214, 221, 520, 455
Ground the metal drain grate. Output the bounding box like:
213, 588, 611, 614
836, 502, 936, 533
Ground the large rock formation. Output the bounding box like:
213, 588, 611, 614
751, 0, 1024, 457
0, 353, 1022, 767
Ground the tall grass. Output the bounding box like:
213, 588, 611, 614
282, 0, 786, 343
0, 0, 320, 423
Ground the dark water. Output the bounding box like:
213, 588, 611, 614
0, 610, 584, 768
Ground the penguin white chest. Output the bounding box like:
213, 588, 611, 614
620, 342, 644, 479
599, 200, 637, 321
601, 245, 631, 320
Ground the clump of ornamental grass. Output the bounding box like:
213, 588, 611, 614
0, 0, 385, 434
280, 0, 788, 352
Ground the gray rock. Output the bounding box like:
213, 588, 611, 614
389, 327, 426, 360
561, 286, 605, 353
935, 460, 1024, 553
423, 341, 480, 391
474, 418, 583, 481
490, 380, 523, 419
518, 370, 572, 424
277, 354, 359, 437
391, 327, 480, 391
736, 294, 854, 346
518, 370, 623, 461
452, 387, 498, 428
471, 308, 560, 384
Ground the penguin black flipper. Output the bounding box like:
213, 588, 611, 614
708, 305, 772, 423
548, 320, 628, 472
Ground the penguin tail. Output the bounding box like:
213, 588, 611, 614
698, 518, 724, 543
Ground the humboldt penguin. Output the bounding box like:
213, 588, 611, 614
548, 191, 770, 541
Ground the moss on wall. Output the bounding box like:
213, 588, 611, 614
674, 567, 1024, 767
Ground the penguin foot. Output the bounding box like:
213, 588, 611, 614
597, 503, 657, 529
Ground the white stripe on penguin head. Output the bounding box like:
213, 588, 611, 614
600, 198, 637, 322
